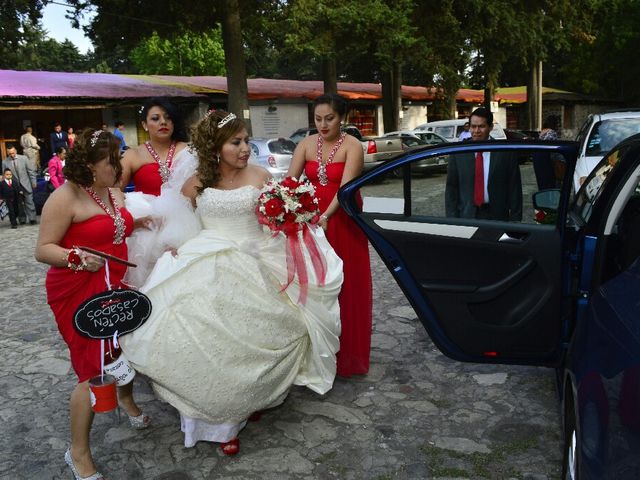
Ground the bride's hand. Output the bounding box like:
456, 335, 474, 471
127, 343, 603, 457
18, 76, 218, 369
166, 247, 178, 257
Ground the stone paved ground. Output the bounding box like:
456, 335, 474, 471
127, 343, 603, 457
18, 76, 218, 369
0, 220, 562, 479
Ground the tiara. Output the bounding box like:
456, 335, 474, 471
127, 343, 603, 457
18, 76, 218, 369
218, 113, 237, 128
90, 130, 103, 147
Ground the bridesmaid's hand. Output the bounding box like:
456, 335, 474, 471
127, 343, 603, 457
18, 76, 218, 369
134, 215, 157, 230
81, 252, 105, 272
318, 214, 329, 230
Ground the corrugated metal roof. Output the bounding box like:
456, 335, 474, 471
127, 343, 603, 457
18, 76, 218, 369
0, 70, 575, 104
0, 70, 206, 98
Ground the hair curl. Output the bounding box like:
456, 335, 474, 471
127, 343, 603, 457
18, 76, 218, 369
190, 110, 246, 194
63, 129, 122, 186
140, 97, 188, 142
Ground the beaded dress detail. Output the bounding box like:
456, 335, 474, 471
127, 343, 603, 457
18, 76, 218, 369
120, 185, 343, 446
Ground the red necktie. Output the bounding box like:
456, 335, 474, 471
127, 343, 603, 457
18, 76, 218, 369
7, 180, 11, 187
474, 152, 484, 207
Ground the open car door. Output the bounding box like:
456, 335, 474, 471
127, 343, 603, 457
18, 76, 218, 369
339, 141, 578, 366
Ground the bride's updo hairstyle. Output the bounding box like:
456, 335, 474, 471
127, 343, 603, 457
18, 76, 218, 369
191, 109, 245, 193
64, 128, 122, 187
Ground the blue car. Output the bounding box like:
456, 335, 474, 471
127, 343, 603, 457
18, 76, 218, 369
339, 136, 640, 478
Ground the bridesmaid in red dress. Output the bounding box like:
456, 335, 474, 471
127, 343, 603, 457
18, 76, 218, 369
35, 129, 149, 480
120, 97, 189, 196
287, 93, 373, 376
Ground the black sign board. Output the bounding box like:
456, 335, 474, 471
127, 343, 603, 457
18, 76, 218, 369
74, 289, 152, 339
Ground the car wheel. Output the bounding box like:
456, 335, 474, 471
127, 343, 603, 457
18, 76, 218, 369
563, 390, 580, 480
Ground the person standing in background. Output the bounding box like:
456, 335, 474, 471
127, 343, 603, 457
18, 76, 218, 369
445, 107, 522, 221
0, 168, 21, 228
67, 127, 76, 150
458, 121, 472, 141
50, 123, 69, 157
49, 147, 67, 189
113, 121, 127, 152
2, 144, 37, 225
21, 125, 41, 169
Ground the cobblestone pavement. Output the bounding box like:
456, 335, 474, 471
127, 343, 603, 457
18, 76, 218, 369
1, 219, 562, 479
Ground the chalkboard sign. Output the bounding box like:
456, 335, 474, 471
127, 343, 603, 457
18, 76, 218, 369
74, 289, 152, 339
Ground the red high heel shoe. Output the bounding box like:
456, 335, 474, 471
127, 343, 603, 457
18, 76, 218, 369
220, 438, 240, 456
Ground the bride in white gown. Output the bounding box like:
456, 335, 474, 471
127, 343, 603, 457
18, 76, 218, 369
120, 111, 343, 455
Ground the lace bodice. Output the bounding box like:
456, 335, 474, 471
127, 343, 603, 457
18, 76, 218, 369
196, 186, 262, 239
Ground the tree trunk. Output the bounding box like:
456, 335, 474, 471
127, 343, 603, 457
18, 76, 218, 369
221, 0, 252, 135
526, 60, 543, 131
322, 58, 337, 94
483, 69, 497, 112
381, 60, 401, 133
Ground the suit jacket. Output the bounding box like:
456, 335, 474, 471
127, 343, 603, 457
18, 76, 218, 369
445, 150, 522, 221
50, 131, 69, 154
0, 179, 20, 203
2, 155, 37, 194
48, 155, 65, 188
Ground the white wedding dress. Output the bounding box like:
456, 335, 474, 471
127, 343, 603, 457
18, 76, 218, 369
124, 148, 201, 288
120, 185, 343, 446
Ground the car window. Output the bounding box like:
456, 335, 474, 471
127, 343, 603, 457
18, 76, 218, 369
434, 126, 454, 138
423, 133, 445, 144
290, 131, 305, 144
249, 142, 259, 157
490, 123, 507, 140
359, 147, 567, 225
585, 119, 640, 157
268, 139, 296, 154
574, 145, 626, 222
401, 137, 425, 147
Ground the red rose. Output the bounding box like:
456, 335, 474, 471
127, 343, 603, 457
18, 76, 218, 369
264, 198, 285, 217
298, 192, 317, 212
534, 210, 546, 223
283, 212, 297, 224
281, 177, 300, 190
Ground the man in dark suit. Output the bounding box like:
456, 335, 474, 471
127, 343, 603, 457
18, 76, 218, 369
2, 144, 38, 224
50, 122, 69, 156
0, 168, 22, 228
445, 108, 522, 222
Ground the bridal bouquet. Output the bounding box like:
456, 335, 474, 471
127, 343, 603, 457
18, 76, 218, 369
256, 176, 320, 233
256, 176, 325, 304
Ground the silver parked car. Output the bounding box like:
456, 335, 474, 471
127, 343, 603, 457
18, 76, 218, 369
248, 137, 296, 180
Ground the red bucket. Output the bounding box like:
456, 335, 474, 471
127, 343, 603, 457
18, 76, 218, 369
89, 374, 118, 413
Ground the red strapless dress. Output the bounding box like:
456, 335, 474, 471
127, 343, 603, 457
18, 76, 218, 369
46, 209, 134, 383
305, 161, 372, 376
132, 162, 162, 196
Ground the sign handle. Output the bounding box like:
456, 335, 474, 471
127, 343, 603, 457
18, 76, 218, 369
100, 339, 105, 382
104, 259, 112, 291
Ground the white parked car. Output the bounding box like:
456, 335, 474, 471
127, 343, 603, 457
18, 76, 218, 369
248, 137, 296, 180
414, 118, 507, 142
573, 110, 640, 191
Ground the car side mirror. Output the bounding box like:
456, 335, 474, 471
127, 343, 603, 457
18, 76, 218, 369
533, 189, 561, 211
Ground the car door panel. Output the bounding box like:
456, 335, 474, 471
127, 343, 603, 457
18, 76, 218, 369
361, 213, 562, 363
340, 141, 578, 366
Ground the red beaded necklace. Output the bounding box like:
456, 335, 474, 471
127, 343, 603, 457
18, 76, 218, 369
83, 187, 125, 244
316, 131, 346, 186
144, 141, 177, 184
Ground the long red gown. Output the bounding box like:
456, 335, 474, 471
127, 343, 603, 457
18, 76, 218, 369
46, 209, 134, 383
132, 163, 162, 196
305, 160, 373, 376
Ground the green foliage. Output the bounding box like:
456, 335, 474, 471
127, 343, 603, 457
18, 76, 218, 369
130, 28, 226, 75
0, 0, 45, 68
559, 0, 640, 101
